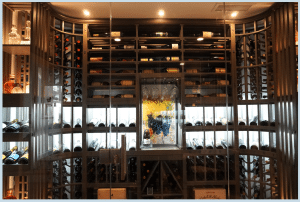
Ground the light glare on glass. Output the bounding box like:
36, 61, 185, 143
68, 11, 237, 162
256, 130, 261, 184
197, 37, 204, 41
158, 10, 165, 16
231, 12, 238, 17
114, 38, 121, 42
83, 10, 90, 16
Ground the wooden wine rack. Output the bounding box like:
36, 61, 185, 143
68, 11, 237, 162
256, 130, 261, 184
2, 2, 297, 200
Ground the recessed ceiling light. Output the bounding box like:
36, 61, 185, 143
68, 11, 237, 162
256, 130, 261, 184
231, 12, 238, 17
197, 37, 204, 41
158, 10, 165, 17
114, 38, 121, 42
83, 10, 90, 16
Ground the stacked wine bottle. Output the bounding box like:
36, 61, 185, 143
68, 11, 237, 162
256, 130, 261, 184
74, 158, 82, 184
52, 161, 60, 199
2, 146, 29, 165
74, 70, 82, 102
54, 33, 62, 66
63, 69, 71, 102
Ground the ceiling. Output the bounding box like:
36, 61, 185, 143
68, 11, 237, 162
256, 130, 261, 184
49, 2, 275, 20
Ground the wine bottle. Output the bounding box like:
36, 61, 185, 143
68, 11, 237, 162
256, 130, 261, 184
216, 170, 225, 180
75, 89, 82, 96
18, 147, 29, 164
239, 121, 246, 125
76, 40, 82, 52
87, 139, 99, 151
75, 71, 82, 80
186, 139, 193, 150
250, 116, 258, 126
250, 142, 259, 150
115, 80, 134, 86
260, 120, 269, 126
75, 173, 82, 182
128, 157, 137, 182
143, 129, 151, 146
75, 80, 82, 88
192, 138, 203, 149
75, 97, 82, 102
2, 146, 18, 162
74, 140, 82, 152
205, 121, 213, 126
206, 170, 214, 180
5, 122, 20, 132
206, 144, 214, 149
97, 163, 106, 182
185, 122, 193, 126
129, 122, 136, 127
75, 191, 82, 199
74, 118, 82, 128
186, 156, 195, 181
4, 149, 22, 164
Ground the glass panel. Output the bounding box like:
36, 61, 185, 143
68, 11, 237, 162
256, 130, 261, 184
75, 24, 83, 34
239, 131, 247, 149
185, 106, 203, 126
118, 107, 136, 127
87, 108, 106, 127
238, 105, 247, 125
2, 107, 29, 132
141, 84, 178, 147
256, 19, 265, 31
235, 24, 243, 34
55, 18, 61, 30
64, 21, 73, 33
63, 133, 71, 152
53, 134, 61, 153
73, 133, 82, 152
73, 107, 82, 128
63, 107, 71, 128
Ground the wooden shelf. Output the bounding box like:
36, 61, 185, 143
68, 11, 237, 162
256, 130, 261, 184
87, 98, 137, 106
3, 132, 30, 142
3, 94, 31, 107
3, 165, 30, 176
184, 97, 233, 105
3, 44, 30, 55
184, 125, 234, 131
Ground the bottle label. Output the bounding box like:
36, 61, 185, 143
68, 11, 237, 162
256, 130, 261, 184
10, 154, 19, 160
22, 153, 29, 159
2, 154, 6, 160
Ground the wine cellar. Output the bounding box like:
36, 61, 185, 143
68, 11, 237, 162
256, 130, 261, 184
1, 2, 298, 200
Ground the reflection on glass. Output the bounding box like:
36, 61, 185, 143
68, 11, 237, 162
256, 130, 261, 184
109, 133, 117, 149
238, 105, 246, 125
239, 131, 247, 149
53, 134, 61, 153
63, 107, 71, 128
73, 133, 82, 152
185, 107, 203, 126
205, 131, 214, 149
118, 108, 136, 127
53, 104, 62, 129
142, 84, 177, 147
117, 133, 136, 150
248, 105, 258, 125
204, 107, 213, 126
260, 132, 269, 151
108, 108, 116, 127
73, 107, 82, 128
259, 104, 269, 126
63, 134, 71, 152
249, 131, 258, 150
87, 108, 106, 127
186, 132, 204, 150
